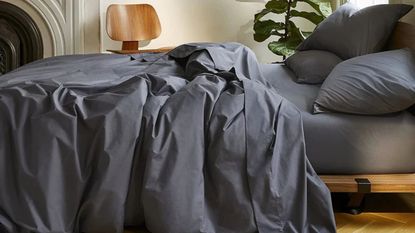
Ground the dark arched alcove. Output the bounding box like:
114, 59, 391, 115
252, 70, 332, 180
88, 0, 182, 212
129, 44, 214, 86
0, 1, 43, 75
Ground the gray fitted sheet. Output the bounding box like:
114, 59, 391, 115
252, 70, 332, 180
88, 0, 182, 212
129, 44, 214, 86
262, 64, 415, 174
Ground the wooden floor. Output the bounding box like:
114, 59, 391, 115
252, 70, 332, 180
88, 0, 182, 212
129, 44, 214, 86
125, 215, 415, 233
336, 213, 415, 232
124, 193, 415, 233
334, 193, 415, 232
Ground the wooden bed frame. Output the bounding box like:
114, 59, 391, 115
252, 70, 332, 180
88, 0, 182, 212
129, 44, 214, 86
319, 22, 415, 194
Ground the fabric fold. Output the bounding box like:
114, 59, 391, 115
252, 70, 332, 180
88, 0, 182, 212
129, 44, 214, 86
0, 43, 335, 233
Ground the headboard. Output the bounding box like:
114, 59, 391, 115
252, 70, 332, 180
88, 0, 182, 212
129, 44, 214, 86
387, 22, 415, 50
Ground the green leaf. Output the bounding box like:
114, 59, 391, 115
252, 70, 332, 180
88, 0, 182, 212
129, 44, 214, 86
265, 0, 288, 13
317, 1, 332, 17
290, 10, 325, 25
253, 20, 285, 42
254, 0, 289, 22
268, 21, 304, 57
287, 20, 305, 42
298, 0, 332, 17
291, 0, 298, 8
268, 41, 296, 57
253, 0, 331, 59
301, 31, 313, 37
254, 9, 272, 22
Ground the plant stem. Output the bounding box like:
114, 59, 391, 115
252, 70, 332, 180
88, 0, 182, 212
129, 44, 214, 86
284, 0, 292, 39
283, 0, 293, 60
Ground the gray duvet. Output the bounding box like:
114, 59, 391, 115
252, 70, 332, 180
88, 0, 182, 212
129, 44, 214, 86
0, 43, 335, 233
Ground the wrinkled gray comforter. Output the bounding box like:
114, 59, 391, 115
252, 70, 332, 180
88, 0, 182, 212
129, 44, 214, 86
0, 43, 335, 233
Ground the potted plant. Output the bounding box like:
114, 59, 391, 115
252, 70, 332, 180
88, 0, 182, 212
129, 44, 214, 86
254, 0, 332, 60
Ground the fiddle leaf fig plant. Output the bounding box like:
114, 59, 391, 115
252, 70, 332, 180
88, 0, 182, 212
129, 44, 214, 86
254, 0, 332, 59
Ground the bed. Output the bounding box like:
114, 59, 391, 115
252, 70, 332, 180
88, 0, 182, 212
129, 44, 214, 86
259, 21, 415, 213
0, 43, 336, 232
0, 13, 413, 232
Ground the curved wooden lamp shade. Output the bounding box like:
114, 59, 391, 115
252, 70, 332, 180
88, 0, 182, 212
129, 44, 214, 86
106, 4, 163, 51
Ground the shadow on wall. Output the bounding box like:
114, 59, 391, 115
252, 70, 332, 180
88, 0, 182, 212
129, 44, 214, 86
237, 20, 254, 46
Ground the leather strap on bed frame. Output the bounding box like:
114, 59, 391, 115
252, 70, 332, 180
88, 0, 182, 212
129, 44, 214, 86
355, 178, 371, 193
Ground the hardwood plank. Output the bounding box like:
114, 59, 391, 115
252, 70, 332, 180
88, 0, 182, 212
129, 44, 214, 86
352, 220, 403, 233
371, 213, 414, 224
124, 213, 415, 233
335, 214, 374, 232
320, 174, 415, 193
336, 213, 415, 233
394, 221, 415, 233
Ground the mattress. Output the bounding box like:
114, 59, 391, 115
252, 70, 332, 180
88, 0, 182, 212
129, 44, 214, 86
261, 64, 415, 174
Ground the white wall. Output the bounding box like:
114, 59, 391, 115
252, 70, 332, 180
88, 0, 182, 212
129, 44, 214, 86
4, 0, 317, 62
61, 0, 415, 63
84, 0, 101, 54
12, 0, 414, 63
99, 0, 295, 63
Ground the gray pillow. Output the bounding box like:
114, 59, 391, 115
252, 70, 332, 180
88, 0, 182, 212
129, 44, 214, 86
314, 49, 415, 115
297, 3, 413, 59
285, 50, 343, 84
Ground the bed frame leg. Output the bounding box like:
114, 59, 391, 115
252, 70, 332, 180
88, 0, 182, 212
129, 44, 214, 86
346, 193, 366, 215
345, 178, 371, 215
333, 178, 371, 215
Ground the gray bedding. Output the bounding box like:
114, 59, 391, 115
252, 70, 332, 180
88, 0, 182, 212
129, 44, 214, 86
0, 43, 335, 233
262, 64, 415, 174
